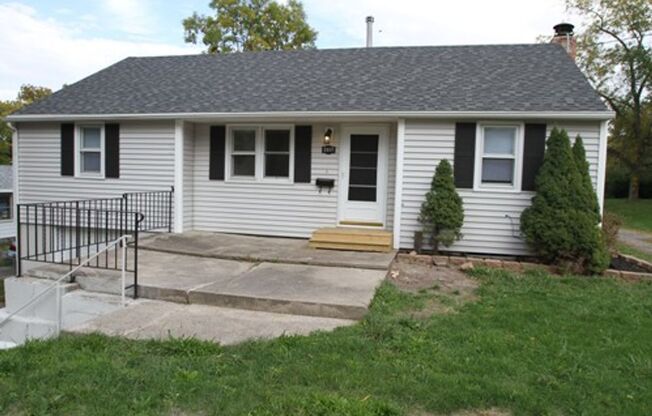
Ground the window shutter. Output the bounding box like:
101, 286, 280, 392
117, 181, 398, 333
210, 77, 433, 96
453, 122, 476, 188
105, 123, 120, 178
209, 125, 226, 180
522, 123, 547, 191
294, 125, 312, 183
61, 123, 75, 176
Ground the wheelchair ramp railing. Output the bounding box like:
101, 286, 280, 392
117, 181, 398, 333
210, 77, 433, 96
15, 187, 174, 299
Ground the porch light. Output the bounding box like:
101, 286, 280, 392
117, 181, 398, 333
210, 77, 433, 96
323, 128, 333, 144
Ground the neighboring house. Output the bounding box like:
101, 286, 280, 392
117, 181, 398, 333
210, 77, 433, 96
6, 26, 613, 256
0, 166, 14, 240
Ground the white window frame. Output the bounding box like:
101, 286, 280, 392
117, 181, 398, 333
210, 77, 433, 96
75, 124, 105, 178
225, 124, 294, 183
228, 126, 258, 180
473, 122, 524, 192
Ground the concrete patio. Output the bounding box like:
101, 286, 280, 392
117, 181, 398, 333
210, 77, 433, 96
139, 231, 396, 270
22, 232, 395, 320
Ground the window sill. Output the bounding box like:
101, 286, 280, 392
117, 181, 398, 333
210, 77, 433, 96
225, 177, 294, 185
74, 174, 106, 180
473, 184, 521, 193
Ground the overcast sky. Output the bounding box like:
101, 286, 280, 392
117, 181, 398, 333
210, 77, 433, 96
0, 0, 578, 100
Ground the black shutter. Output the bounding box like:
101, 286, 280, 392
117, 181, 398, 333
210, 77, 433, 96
294, 125, 312, 183
105, 123, 120, 178
453, 122, 476, 188
209, 125, 226, 180
522, 123, 547, 191
61, 123, 74, 176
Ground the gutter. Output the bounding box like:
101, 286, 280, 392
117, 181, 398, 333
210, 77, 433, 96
6, 110, 615, 122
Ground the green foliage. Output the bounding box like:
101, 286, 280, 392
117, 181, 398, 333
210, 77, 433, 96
0, 84, 52, 164
2, 274, 652, 415
418, 159, 464, 252
605, 198, 652, 232
567, 0, 652, 198
183, 0, 317, 54
521, 127, 610, 274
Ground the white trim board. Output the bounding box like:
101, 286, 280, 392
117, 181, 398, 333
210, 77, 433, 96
7, 110, 615, 122
174, 120, 185, 233
392, 119, 405, 249
596, 120, 609, 216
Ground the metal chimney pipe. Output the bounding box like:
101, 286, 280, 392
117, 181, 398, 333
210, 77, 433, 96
366, 16, 374, 47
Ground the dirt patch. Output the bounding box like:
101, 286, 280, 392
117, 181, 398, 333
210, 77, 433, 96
388, 256, 478, 317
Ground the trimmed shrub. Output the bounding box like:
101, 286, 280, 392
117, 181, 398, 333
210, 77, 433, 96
521, 127, 609, 275
419, 159, 464, 253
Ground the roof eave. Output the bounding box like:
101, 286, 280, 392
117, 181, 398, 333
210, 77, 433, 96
6, 110, 615, 122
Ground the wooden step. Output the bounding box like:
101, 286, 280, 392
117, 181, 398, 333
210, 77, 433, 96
309, 227, 393, 252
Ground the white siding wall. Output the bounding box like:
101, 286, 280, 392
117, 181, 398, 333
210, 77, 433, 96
183, 122, 195, 231
16, 121, 175, 203
189, 122, 397, 238
399, 119, 603, 256
0, 219, 14, 239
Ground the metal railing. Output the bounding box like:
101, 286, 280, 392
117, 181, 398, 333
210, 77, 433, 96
15, 187, 174, 299
0, 235, 132, 338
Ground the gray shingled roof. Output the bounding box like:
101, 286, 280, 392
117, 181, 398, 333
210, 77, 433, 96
14, 44, 608, 115
0, 166, 12, 190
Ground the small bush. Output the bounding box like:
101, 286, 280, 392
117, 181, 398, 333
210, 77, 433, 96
521, 127, 609, 275
419, 159, 464, 252
602, 212, 622, 254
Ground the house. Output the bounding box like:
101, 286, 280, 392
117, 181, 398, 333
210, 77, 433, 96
6, 25, 613, 257
0, 165, 14, 240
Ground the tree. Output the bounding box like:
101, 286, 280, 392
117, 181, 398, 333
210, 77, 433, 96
572, 135, 601, 221
418, 159, 464, 253
521, 128, 609, 275
183, 0, 317, 54
567, 0, 652, 199
0, 84, 53, 164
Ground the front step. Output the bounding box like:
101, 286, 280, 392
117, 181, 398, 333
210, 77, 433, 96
309, 227, 393, 252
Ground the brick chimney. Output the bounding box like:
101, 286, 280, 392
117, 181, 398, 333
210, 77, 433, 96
551, 23, 576, 60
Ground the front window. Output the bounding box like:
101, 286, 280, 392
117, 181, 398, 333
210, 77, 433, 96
231, 128, 256, 177
79, 126, 103, 175
227, 126, 293, 181
264, 129, 290, 178
477, 125, 521, 189
0, 193, 11, 220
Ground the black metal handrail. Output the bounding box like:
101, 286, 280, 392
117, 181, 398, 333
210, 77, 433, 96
15, 187, 174, 299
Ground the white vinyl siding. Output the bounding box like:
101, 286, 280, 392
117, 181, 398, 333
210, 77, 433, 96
190, 123, 338, 237
189, 122, 397, 238
183, 122, 195, 231
16, 121, 175, 203
398, 119, 602, 256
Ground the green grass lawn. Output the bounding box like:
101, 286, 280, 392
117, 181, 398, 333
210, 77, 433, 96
605, 198, 652, 233
1, 268, 651, 415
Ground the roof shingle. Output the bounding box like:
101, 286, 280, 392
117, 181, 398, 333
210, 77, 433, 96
14, 44, 608, 115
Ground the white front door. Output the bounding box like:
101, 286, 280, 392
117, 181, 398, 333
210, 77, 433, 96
338, 125, 389, 226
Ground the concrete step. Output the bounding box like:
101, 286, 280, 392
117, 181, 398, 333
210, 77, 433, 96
18, 250, 387, 321
310, 227, 393, 252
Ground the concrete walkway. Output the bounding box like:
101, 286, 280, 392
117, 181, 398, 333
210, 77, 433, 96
140, 231, 396, 270
68, 296, 355, 345
22, 245, 389, 320
619, 229, 652, 256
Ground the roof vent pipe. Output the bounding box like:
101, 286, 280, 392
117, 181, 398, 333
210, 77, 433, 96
366, 16, 374, 47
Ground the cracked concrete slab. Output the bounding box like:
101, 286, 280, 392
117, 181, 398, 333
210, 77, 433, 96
140, 231, 396, 270
190, 262, 386, 319
68, 298, 355, 345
